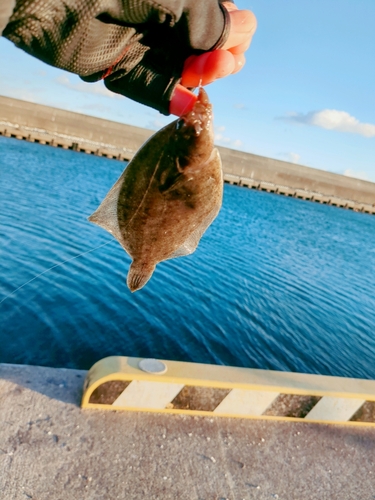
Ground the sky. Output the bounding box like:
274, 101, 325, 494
1, 0, 374, 182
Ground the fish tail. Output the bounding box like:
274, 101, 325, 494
127, 261, 155, 292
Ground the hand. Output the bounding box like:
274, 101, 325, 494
170, 3, 257, 115
4, 0, 256, 115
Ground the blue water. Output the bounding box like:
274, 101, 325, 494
1, 136, 375, 378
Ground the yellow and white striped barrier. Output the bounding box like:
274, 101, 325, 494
81, 356, 375, 426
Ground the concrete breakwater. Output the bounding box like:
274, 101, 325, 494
1, 95, 374, 214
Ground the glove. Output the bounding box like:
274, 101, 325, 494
3, 0, 231, 114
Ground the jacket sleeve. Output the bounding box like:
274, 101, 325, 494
3, 0, 231, 114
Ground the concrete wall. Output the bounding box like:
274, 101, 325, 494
218, 147, 375, 206
0, 95, 151, 155
1, 95, 374, 212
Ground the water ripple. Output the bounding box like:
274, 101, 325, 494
1, 136, 375, 377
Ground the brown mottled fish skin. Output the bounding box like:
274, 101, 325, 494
89, 88, 223, 292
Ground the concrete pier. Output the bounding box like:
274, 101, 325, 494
1, 363, 375, 500
1, 95, 374, 214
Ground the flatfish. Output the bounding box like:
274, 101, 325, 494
88, 88, 223, 292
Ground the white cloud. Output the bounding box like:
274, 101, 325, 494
214, 126, 242, 148
76, 103, 113, 114
145, 115, 175, 130
279, 152, 301, 164
55, 75, 122, 99
233, 103, 246, 110
0, 86, 37, 102
281, 110, 375, 137
146, 119, 165, 130
287, 152, 301, 164
215, 133, 231, 144
214, 125, 229, 144
343, 169, 375, 182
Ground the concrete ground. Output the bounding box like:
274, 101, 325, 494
1, 363, 375, 500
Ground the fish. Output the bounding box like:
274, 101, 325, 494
88, 88, 223, 292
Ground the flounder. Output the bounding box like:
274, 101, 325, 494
88, 88, 223, 292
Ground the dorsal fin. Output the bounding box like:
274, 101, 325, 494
88, 173, 124, 243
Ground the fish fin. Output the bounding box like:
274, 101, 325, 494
169, 202, 221, 259
127, 261, 155, 292
168, 239, 198, 259
203, 147, 221, 168
159, 170, 184, 194
159, 150, 220, 195
88, 173, 125, 244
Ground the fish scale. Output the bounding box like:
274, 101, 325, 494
89, 88, 223, 292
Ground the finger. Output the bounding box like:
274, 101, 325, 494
221, 9, 257, 51
221, 1, 238, 12
181, 53, 211, 87
169, 84, 197, 116
201, 50, 235, 83
181, 50, 235, 87
231, 53, 246, 74
228, 37, 252, 56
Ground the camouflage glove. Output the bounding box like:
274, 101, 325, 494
3, 0, 231, 114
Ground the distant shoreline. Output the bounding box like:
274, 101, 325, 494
1, 95, 374, 215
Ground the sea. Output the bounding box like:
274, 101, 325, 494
1, 136, 375, 378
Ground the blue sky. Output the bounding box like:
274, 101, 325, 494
1, 0, 374, 182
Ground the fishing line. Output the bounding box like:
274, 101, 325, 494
0, 240, 113, 305
179, 81, 204, 116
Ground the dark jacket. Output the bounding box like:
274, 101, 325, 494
2, 0, 230, 113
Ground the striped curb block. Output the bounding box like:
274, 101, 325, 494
81, 356, 375, 426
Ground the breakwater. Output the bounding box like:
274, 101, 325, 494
1, 95, 374, 214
